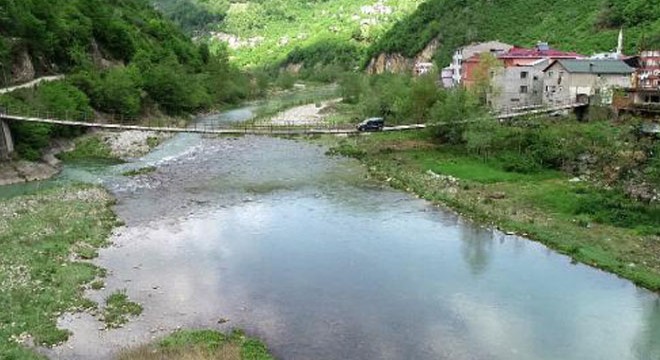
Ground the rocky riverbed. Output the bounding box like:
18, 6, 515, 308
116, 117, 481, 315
0, 161, 59, 186
97, 130, 172, 160
0, 130, 172, 186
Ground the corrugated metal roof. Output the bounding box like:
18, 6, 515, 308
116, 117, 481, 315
552, 59, 634, 74
498, 46, 583, 59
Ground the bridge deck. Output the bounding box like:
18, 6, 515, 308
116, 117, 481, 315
0, 114, 427, 135
495, 102, 586, 120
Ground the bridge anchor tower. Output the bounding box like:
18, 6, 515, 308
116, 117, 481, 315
0, 118, 14, 160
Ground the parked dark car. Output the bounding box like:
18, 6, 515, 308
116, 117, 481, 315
357, 117, 384, 132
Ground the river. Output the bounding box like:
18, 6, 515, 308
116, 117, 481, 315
10, 97, 660, 359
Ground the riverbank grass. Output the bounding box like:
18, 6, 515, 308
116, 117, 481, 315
102, 290, 143, 329
327, 130, 660, 290
57, 135, 121, 163
0, 185, 118, 358
118, 329, 274, 360
122, 166, 157, 177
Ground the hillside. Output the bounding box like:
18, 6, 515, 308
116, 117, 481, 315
0, 0, 251, 160
368, 0, 660, 66
151, 0, 226, 34
0, 0, 204, 83
155, 0, 424, 68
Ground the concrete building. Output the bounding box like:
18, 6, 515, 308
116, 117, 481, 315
489, 59, 548, 110
441, 41, 512, 88
613, 50, 660, 108
542, 59, 634, 105
461, 42, 582, 91
458, 42, 583, 110
636, 50, 660, 89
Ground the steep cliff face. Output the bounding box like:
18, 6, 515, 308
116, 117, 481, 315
414, 37, 440, 64
11, 49, 35, 84
365, 37, 439, 74
365, 53, 412, 74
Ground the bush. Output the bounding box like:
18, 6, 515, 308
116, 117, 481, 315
573, 189, 660, 234
9, 122, 53, 161
498, 152, 543, 174
275, 72, 296, 90
644, 143, 660, 185
429, 89, 483, 144
36, 82, 92, 121
339, 72, 365, 104
93, 68, 142, 118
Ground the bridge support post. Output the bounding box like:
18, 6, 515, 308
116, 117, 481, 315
573, 105, 589, 121
0, 119, 15, 160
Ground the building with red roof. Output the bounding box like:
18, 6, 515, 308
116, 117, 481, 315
498, 43, 584, 67
461, 42, 585, 90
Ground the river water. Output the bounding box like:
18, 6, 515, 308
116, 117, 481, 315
11, 99, 660, 359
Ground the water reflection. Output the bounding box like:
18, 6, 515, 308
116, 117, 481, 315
459, 226, 494, 276
634, 297, 660, 359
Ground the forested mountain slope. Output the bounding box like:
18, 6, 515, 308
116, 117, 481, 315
0, 0, 251, 160
152, 0, 226, 34
152, 0, 424, 68
0, 0, 205, 84
367, 0, 660, 66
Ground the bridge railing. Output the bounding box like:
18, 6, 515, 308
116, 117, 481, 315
216, 121, 357, 134
492, 97, 587, 118
0, 103, 361, 133
0, 103, 136, 125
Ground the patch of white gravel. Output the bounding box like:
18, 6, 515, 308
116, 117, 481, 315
265, 98, 342, 126
100, 131, 172, 160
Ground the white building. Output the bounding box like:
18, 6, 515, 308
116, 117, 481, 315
441, 41, 513, 88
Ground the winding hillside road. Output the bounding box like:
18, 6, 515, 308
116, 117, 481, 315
0, 75, 64, 95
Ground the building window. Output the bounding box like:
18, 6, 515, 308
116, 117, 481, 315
550, 86, 557, 93
520, 86, 529, 94
521, 71, 528, 79
547, 71, 554, 78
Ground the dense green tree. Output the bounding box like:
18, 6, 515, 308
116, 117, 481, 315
429, 89, 483, 144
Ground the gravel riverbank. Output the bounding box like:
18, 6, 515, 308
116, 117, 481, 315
262, 98, 342, 125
